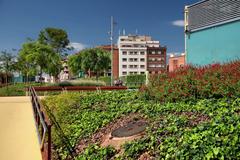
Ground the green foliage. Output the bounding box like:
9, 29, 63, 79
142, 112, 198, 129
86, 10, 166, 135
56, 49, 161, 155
99, 76, 111, 85
19, 41, 62, 80
38, 27, 70, 54
0, 50, 16, 83
142, 61, 240, 102
67, 54, 82, 76
43, 90, 240, 159
76, 145, 116, 160
48, 80, 105, 87
42, 61, 240, 159
120, 74, 146, 88
0, 83, 44, 96
68, 48, 111, 79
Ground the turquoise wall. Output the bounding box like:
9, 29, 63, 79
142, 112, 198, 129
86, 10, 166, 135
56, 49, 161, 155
186, 20, 240, 65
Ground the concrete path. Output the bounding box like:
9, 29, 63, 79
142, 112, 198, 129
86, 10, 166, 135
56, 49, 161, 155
0, 97, 42, 160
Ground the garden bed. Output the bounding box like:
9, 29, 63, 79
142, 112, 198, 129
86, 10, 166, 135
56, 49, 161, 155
42, 91, 240, 159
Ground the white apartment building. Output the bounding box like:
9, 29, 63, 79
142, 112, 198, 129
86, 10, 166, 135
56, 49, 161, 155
118, 35, 160, 77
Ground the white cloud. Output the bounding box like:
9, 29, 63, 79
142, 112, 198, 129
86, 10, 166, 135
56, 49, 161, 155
172, 20, 185, 27
69, 42, 88, 52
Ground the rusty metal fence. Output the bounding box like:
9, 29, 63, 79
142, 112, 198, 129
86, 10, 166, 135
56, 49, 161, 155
29, 86, 52, 160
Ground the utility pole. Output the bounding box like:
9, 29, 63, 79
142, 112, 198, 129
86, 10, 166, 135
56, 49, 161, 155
110, 16, 114, 86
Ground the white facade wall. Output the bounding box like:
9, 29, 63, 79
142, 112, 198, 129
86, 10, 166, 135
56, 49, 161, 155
119, 48, 147, 77
118, 35, 160, 77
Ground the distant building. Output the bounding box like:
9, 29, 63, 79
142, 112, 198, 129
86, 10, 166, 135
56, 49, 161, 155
185, 0, 240, 65
147, 45, 167, 74
59, 62, 70, 81
118, 35, 167, 77
168, 53, 186, 72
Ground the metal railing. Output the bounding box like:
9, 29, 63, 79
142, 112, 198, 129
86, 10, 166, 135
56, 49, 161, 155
33, 86, 128, 92
29, 86, 52, 160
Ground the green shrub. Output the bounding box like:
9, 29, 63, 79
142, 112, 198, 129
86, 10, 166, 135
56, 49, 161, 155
99, 76, 111, 86
120, 74, 146, 88
0, 82, 44, 96
48, 80, 105, 87
142, 61, 240, 102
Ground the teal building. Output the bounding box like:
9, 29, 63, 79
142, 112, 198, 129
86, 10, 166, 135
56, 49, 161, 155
185, 0, 240, 65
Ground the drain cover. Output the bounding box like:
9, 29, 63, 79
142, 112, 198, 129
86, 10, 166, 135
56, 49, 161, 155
111, 121, 148, 138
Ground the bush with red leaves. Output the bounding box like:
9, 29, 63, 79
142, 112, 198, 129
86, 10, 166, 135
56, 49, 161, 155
141, 60, 240, 102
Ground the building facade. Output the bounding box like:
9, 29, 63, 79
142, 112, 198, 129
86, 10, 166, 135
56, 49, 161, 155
118, 35, 166, 77
185, 0, 240, 65
147, 46, 167, 74
168, 53, 186, 72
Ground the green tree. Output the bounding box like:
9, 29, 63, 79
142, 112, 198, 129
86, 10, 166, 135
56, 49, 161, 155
38, 27, 70, 56
0, 50, 16, 83
81, 48, 111, 80
19, 41, 61, 82
16, 53, 37, 83
67, 54, 82, 76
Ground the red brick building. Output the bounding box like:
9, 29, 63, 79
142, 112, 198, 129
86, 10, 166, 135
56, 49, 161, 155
147, 47, 167, 74
168, 53, 186, 72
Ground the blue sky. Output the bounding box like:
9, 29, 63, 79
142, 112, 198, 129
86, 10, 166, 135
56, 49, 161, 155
0, 0, 199, 53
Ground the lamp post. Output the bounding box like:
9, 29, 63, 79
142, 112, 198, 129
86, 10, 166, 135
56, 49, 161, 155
110, 16, 117, 86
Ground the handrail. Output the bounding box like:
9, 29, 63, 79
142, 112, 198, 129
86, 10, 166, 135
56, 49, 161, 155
33, 86, 128, 92
29, 86, 51, 160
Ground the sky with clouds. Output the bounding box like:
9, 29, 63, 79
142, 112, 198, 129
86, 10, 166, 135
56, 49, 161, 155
0, 0, 199, 53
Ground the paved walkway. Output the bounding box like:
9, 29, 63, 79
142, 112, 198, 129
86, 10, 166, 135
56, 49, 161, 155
0, 97, 42, 160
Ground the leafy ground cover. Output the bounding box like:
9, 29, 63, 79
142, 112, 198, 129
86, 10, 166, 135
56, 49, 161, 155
43, 91, 240, 159
42, 61, 240, 159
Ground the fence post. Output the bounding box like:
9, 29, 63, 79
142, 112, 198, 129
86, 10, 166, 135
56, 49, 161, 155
47, 124, 51, 160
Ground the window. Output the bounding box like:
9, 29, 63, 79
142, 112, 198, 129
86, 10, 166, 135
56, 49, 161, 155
140, 58, 145, 62
158, 51, 162, 54
129, 58, 133, 62
122, 65, 127, 68
134, 51, 138, 55
129, 51, 134, 55
129, 65, 133, 68
140, 51, 145, 55
122, 72, 127, 75
140, 65, 145, 69
122, 51, 127, 55
134, 58, 138, 62
134, 65, 138, 68
122, 58, 127, 62
141, 72, 145, 75
149, 64, 155, 68
152, 51, 156, 54
134, 72, 138, 74
148, 58, 155, 62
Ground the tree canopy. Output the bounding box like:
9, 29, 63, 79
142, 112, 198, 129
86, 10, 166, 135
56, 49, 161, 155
38, 27, 70, 55
0, 50, 16, 83
19, 41, 61, 82
68, 48, 111, 79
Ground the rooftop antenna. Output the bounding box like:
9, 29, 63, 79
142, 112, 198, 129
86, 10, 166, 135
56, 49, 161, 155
123, 29, 126, 36
118, 29, 121, 36
135, 29, 138, 35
